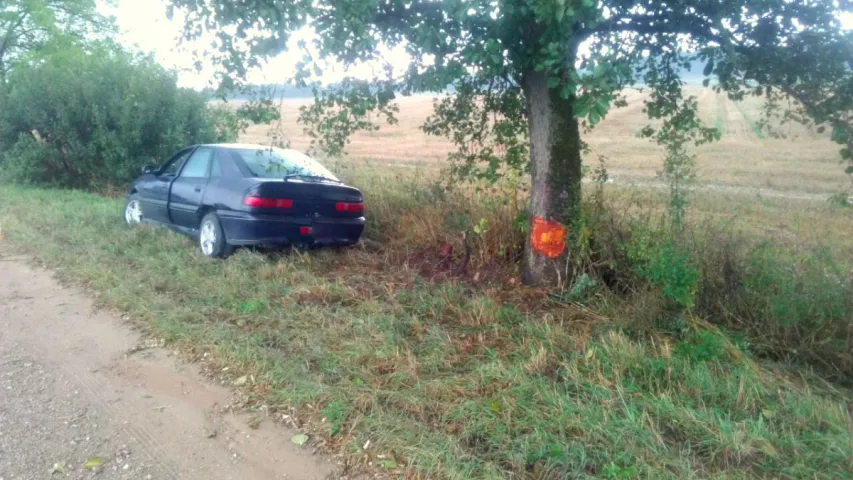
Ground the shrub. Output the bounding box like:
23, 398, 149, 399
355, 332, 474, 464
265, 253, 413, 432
0, 43, 238, 190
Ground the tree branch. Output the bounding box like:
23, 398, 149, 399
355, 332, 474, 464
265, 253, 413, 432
0, 11, 29, 64
579, 14, 727, 47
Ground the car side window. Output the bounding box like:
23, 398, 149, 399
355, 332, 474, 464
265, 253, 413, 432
161, 149, 193, 176
179, 148, 214, 178
209, 153, 223, 178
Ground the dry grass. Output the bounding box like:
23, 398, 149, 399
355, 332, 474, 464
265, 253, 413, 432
597, 185, 853, 258
239, 87, 848, 195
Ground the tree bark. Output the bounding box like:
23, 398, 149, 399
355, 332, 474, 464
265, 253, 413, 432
520, 68, 583, 287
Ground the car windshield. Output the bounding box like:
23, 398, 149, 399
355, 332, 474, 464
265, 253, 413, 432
231, 147, 339, 182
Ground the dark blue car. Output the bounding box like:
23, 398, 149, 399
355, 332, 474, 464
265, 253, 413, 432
124, 143, 365, 258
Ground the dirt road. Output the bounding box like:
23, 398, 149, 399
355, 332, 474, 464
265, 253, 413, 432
0, 250, 333, 480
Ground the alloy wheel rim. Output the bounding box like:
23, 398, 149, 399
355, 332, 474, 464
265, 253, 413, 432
200, 221, 216, 255
125, 200, 142, 224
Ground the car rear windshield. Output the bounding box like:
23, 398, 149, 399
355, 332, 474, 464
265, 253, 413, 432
229, 147, 339, 182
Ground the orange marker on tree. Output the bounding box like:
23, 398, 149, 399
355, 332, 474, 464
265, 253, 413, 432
530, 217, 567, 259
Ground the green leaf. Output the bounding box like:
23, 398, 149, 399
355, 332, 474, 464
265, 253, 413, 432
702, 78, 710, 87
594, 98, 609, 117
574, 100, 592, 118
291, 434, 309, 446
83, 457, 103, 470
832, 127, 849, 144
379, 459, 398, 469
547, 76, 560, 89
589, 110, 602, 126
555, 0, 566, 20
845, 166, 853, 175
53, 461, 67, 474
703, 59, 715, 76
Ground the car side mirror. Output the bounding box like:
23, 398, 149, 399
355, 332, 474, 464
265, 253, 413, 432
142, 165, 156, 174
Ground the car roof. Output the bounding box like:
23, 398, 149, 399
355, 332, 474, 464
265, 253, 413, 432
196, 143, 290, 151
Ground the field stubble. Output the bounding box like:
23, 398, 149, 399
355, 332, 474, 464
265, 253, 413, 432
241, 88, 847, 195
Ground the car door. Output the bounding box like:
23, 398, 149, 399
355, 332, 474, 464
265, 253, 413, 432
168, 147, 214, 230
138, 148, 194, 224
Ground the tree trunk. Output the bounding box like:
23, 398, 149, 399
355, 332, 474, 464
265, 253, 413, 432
520, 68, 583, 288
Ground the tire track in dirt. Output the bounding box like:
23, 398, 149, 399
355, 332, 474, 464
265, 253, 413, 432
57, 359, 183, 479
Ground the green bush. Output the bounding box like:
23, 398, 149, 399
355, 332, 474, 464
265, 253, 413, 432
635, 238, 699, 311
0, 43, 238, 190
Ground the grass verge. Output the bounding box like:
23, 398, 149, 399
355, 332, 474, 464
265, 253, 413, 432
0, 184, 851, 479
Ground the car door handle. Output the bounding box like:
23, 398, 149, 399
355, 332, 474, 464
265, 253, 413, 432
194, 187, 202, 192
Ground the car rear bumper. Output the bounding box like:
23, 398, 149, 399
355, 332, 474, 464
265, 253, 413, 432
218, 211, 365, 246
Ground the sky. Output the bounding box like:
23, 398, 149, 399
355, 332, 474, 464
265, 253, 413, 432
102, 0, 410, 90
104, 1, 853, 91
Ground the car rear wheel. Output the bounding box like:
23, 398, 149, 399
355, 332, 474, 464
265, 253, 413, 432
124, 194, 143, 226
199, 212, 234, 259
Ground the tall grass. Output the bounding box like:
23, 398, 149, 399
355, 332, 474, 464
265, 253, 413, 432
583, 190, 853, 383
0, 180, 851, 478
695, 237, 853, 378
343, 167, 527, 278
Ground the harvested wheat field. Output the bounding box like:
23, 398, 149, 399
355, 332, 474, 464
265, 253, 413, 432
240, 87, 847, 196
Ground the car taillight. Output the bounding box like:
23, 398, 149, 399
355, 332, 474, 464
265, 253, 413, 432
299, 226, 312, 236
243, 196, 293, 208
335, 202, 364, 213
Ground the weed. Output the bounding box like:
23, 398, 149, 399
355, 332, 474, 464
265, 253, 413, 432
639, 240, 699, 310
322, 401, 346, 437
568, 273, 598, 302
237, 299, 267, 314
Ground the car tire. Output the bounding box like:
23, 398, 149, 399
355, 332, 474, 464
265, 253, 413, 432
124, 193, 143, 226
198, 212, 234, 259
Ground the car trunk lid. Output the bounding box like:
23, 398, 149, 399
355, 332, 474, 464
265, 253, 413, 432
243, 179, 364, 218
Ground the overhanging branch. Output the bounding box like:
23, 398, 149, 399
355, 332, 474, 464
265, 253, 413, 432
578, 14, 728, 48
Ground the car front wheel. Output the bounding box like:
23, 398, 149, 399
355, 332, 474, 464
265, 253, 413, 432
199, 212, 234, 259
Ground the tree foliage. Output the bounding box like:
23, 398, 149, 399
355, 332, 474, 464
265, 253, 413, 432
0, 42, 239, 189
171, 0, 853, 285
171, 1, 851, 160
0, 0, 113, 82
